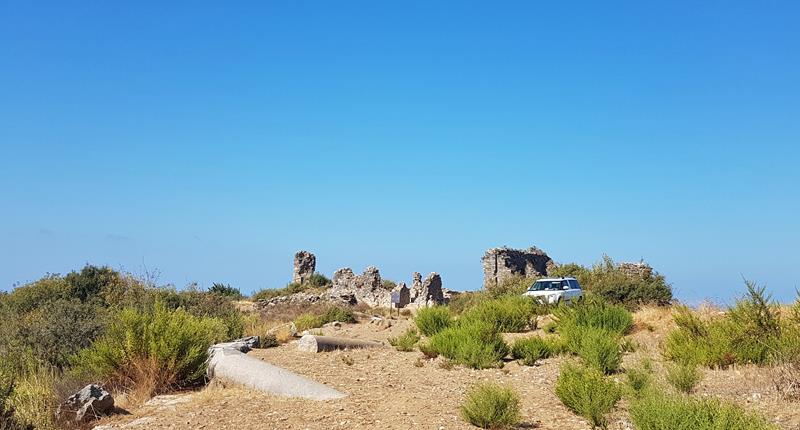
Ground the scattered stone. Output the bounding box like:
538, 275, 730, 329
481, 246, 554, 288
58, 384, 114, 422
292, 250, 316, 284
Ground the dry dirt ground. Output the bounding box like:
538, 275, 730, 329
94, 308, 800, 430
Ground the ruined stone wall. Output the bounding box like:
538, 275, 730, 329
481, 246, 554, 288
292, 251, 316, 284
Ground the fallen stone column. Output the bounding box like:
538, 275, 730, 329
208, 346, 345, 400
297, 335, 383, 353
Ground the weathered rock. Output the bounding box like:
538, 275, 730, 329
482, 246, 554, 288
297, 335, 382, 353
410, 272, 423, 302
393, 282, 410, 307
410, 273, 445, 307
330, 266, 392, 307
292, 250, 316, 284
58, 384, 114, 422
212, 336, 261, 352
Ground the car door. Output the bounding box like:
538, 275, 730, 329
567, 280, 582, 301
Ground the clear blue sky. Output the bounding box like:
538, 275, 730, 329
1, 1, 798, 304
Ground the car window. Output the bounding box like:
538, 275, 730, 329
561, 280, 570, 289
569, 280, 581, 290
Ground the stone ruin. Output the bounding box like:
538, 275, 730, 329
292, 250, 316, 284
330, 266, 392, 308
257, 250, 449, 309
618, 261, 654, 279
330, 267, 446, 308
481, 246, 555, 288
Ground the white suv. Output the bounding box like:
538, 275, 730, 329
523, 277, 583, 304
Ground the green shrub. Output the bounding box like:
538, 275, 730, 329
630, 390, 775, 430
5, 275, 71, 314
306, 273, 332, 288
554, 298, 633, 338
511, 336, 552, 366
415, 307, 453, 336
64, 265, 124, 303
625, 367, 651, 395
550, 256, 672, 307
320, 306, 356, 324
389, 328, 421, 352
75, 303, 227, 393
428, 320, 509, 369
18, 299, 107, 368
554, 298, 632, 355
6, 362, 56, 430
555, 363, 621, 429
577, 328, 622, 374
0, 359, 19, 428
447, 291, 487, 315
294, 313, 323, 332
461, 295, 538, 333
666, 363, 702, 394
171, 290, 244, 339
665, 281, 785, 369
460, 382, 521, 429
208, 283, 243, 299
486, 275, 535, 298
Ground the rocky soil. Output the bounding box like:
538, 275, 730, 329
94, 308, 800, 430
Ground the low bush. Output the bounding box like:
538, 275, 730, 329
18, 298, 108, 369
447, 291, 487, 315
625, 367, 651, 395
577, 327, 622, 374
252, 274, 331, 302
6, 363, 57, 430
555, 363, 621, 429
415, 307, 453, 336
460, 382, 521, 429
550, 256, 672, 307
320, 306, 356, 324
461, 295, 538, 333
428, 320, 509, 369
208, 283, 243, 299
554, 298, 632, 355
630, 390, 775, 430
293, 305, 356, 332
389, 328, 421, 352
294, 313, 323, 332
170, 289, 245, 340
486, 275, 536, 298
511, 336, 553, 366
75, 303, 228, 395
306, 273, 332, 288
554, 298, 633, 339
666, 363, 702, 394
664, 281, 788, 369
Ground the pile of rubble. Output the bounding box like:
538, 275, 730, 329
257, 251, 451, 309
